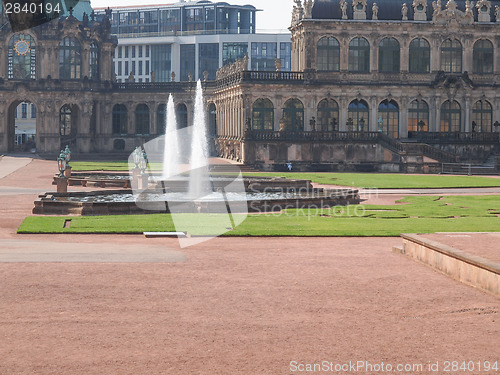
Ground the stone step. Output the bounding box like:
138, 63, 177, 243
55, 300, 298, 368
392, 246, 405, 254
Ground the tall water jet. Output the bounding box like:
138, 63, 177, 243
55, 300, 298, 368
188, 80, 211, 198
162, 94, 180, 179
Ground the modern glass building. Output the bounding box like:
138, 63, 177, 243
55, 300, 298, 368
95, 1, 292, 82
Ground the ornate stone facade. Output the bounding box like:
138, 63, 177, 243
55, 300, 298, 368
212, 0, 500, 170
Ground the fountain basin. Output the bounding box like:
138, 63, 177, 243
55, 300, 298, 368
33, 188, 360, 216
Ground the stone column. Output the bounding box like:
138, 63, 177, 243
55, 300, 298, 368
432, 96, 441, 132
0, 46, 6, 79
370, 96, 378, 131
81, 47, 90, 79
370, 39, 378, 73
495, 36, 500, 75
430, 39, 440, 72
462, 39, 473, 73
400, 38, 409, 72
464, 97, 471, 132
339, 96, 348, 131
399, 97, 409, 138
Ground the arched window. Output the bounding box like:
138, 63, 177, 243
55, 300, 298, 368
378, 38, 400, 73
440, 39, 462, 73
348, 99, 369, 131
89, 42, 100, 80
59, 37, 81, 79
112, 104, 128, 135
472, 100, 492, 132
348, 38, 370, 73
59, 105, 73, 136
135, 104, 150, 135
409, 38, 430, 73
8, 34, 36, 80
208, 103, 217, 136
440, 100, 461, 133
317, 36, 340, 72
473, 40, 493, 74
282, 99, 304, 131
176, 104, 188, 129
157, 104, 166, 134
378, 100, 399, 138
408, 100, 429, 135
317, 99, 339, 131
252, 99, 274, 130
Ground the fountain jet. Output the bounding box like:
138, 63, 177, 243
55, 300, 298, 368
162, 94, 180, 179
188, 80, 212, 198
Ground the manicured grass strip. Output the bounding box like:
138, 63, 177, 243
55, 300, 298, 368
70, 161, 163, 172
18, 196, 500, 236
242, 172, 500, 189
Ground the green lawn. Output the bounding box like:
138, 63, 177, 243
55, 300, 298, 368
70, 161, 500, 188
242, 172, 500, 189
18, 195, 500, 236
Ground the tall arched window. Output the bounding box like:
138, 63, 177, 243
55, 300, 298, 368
282, 99, 304, 131
59, 37, 81, 79
348, 99, 369, 131
378, 100, 400, 138
252, 99, 274, 130
157, 104, 166, 134
472, 100, 492, 132
317, 99, 339, 131
112, 104, 128, 135
473, 40, 493, 74
440, 39, 462, 73
89, 41, 100, 80
409, 38, 430, 73
208, 103, 217, 136
176, 104, 188, 129
378, 38, 400, 73
8, 34, 36, 80
408, 100, 429, 135
440, 100, 461, 133
317, 36, 340, 72
59, 105, 73, 136
135, 104, 150, 135
348, 38, 370, 73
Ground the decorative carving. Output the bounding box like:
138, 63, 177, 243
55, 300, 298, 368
275, 58, 282, 72
495, 5, 500, 21
413, 0, 427, 20
340, 0, 348, 19
303, 0, 313, 19
402, 3, 408, 20
352, 0, 367, 19
372, 3, 379, 19
432, 0, 474, 24
291, 0, 304, 26
432, 0, 442, 18
476, 0, 492, 22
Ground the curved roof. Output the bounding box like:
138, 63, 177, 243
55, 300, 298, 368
311, 0, 500, 21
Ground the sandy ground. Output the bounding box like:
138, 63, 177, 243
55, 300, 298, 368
0, 156, 499, 375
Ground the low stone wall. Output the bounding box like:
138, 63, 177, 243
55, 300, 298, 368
397, 234, 500, 297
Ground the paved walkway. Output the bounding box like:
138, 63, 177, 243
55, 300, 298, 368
0, 156, 498, 374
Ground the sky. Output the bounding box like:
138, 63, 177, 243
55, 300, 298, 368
90, 0, 293, 33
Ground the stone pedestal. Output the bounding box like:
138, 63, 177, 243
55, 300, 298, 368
138, 175, 149, 190
64, 166, 72, 178
55, 177, 68, 193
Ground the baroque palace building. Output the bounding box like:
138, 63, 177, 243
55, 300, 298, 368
0, 0, 499, 172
